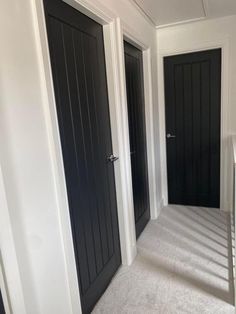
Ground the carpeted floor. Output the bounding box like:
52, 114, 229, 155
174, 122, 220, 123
92, 206, 235, 314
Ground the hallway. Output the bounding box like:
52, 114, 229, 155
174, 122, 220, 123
93, 206, 235, 313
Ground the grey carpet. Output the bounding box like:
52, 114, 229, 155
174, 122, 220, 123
93, 205, 235, 313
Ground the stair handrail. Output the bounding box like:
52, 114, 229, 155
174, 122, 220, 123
231, 136, 236, 311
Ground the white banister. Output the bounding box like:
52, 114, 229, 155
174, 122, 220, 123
231, 136, 236, 311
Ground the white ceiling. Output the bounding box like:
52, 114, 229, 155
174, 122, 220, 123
132, 0, 236, 27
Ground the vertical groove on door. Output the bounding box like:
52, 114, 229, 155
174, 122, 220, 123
75, 31, 97, 283
174, 65, 183, 201
71, 31, 92, 288
137, 57, 148, 220
87, 34, 106, 273
83, 35, 102, 274
192, 63, 201, 203
201, 61, 210, 200
75, 31, 100, 288
89, 38, 115, 261
63, 25, 98, 284
208, 62, 212, 202
82, 33, 109, 268
126, 56, 140, 221
60, 22, 94, 289
131, 58, 139, 220
191, 65, 194, 197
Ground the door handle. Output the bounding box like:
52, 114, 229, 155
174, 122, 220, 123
107, 154, 119, 163
166, 133, 176, 139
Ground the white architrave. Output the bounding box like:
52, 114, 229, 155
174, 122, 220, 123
121, 21, 159, 219
0, 163, 26, 314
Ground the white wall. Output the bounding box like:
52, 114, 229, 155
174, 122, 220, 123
0, 0, 73, 313
0, 0, 161, 313
157, 15, 236, 211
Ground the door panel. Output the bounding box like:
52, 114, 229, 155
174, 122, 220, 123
0, 290, 5, 314
164, 49, 221, 208
124, 41, 150, 238
43, 0, 121, 312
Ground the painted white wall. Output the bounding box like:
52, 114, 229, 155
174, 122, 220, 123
157, 15, 236, 211
0, 0, 74, 313
0, 0, 161, 313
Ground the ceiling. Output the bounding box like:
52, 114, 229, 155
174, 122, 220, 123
132, 0, 236, 27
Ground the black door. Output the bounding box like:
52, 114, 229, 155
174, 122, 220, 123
43, 1, 121, 313
164, 49, 221, 208
0, 290, 5, 314
124, 41, 150, 238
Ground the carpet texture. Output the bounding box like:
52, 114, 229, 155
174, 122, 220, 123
92, 206, 235, 314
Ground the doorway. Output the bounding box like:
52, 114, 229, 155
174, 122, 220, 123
164, 49, 221, 208
124, 41, 150, 238
43, 0, 121, 312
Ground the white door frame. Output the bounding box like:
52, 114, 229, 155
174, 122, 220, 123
121, 22, 158, 219
31, 0, 149, 312
157, 38, 230, 211
0, 254, 11, 314
0, 163, 26, 314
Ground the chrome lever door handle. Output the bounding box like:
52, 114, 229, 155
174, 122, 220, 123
166, 133, 176, 139
107, 154, 119, 163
